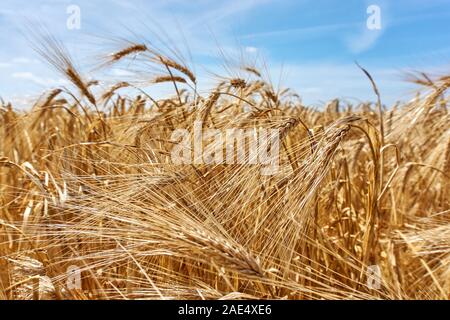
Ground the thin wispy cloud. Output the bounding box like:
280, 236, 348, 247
185, 0, 272, 29
240, 22, 356, 40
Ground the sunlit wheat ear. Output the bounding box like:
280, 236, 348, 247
242, 66, 262, 78
87, 80, 100, 88
444, 137, 450, 176
66, 67, 96, 105
152, 75, 187, 84
178, 226, 264, 277
38, 89, 63, 108
101, 82, 130, 101
398, 214, 450, 299
229, 78, 247, 89
244, 81, 265, 96
261, 116, 362, 268
197, 92, 220, 124
156, 55, 196, 84
28, 31, 97, 106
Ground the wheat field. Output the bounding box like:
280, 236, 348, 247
0, 36, 449, 300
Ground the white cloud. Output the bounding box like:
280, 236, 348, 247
12, 72, 66, 87
111, 69, 134, 77
7, 94, 38, 109
12, 57, 36, 64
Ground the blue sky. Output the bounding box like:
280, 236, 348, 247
1, 0, 450, 108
